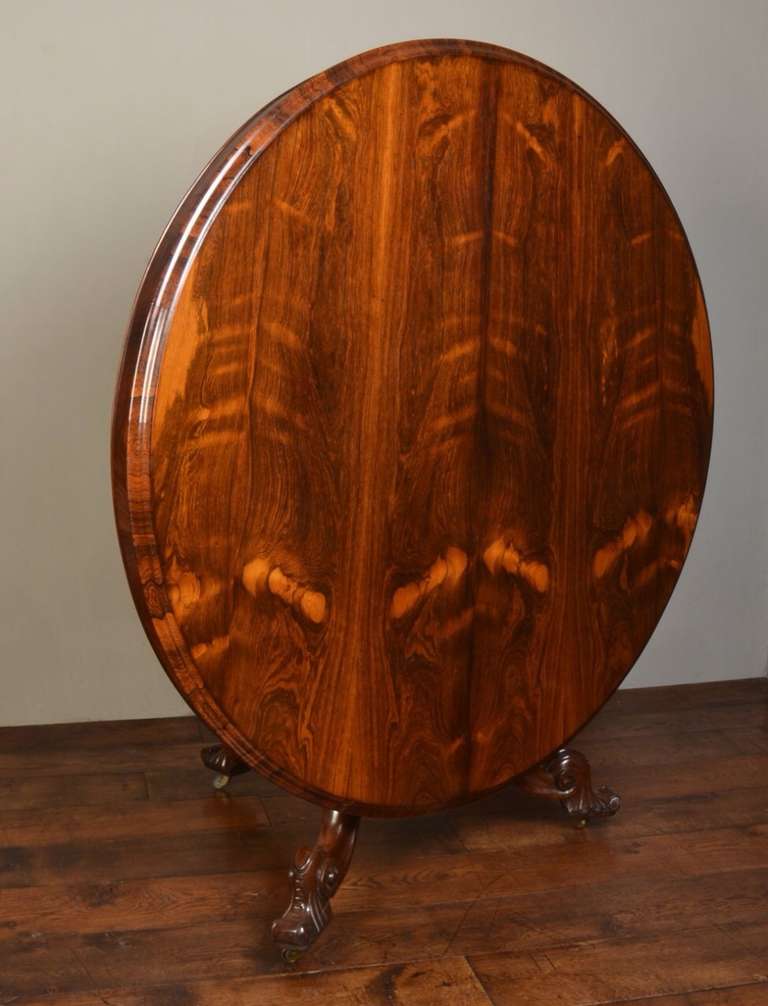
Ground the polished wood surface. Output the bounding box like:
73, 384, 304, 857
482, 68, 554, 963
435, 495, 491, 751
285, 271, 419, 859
271, 806, 360, 960
516, 745, 621, 823
202, 740, 619, 956
112, 39, 713, 815
1, 680, 766, 1003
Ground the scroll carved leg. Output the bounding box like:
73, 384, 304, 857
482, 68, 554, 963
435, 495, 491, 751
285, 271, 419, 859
272, 808, 360, 963
516, 746, 621, 828
200, 742, 250, 790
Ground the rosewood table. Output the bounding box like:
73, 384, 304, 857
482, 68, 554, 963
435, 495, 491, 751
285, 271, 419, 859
112, 39, 713, 961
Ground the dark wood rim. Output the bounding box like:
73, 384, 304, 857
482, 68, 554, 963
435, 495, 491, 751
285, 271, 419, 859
111, 38, 713, 817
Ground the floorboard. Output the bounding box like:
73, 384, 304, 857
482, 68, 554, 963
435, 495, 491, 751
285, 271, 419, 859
0, 677, 766, 1005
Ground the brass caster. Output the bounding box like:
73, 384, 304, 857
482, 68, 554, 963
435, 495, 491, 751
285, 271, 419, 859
281, 946, 303, 964
575, 817, 588, 829
201, 744, 250, 788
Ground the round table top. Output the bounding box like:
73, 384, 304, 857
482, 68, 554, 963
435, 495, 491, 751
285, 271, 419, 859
113, 39, 713, 816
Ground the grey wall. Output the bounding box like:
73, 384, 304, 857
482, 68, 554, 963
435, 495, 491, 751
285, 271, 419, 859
1, 1, 766, 725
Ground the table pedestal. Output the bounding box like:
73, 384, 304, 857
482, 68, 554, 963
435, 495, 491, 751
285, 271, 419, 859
202, 741, 620, 960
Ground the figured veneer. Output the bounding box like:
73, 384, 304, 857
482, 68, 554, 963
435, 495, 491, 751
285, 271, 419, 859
112, 38, 713, 957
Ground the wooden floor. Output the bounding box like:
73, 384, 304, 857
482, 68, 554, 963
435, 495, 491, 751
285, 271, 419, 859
1, 678, 767, 1005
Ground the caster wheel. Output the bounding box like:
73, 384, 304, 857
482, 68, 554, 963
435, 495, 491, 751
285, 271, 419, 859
213, 773, 230, 790
281, 947, 303, 964
575, 817, 588, 829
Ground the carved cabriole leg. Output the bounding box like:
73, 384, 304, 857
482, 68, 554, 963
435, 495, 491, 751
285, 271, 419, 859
200, 742, 250, 790
516, 746, 621, 828
272, 808, 360, 963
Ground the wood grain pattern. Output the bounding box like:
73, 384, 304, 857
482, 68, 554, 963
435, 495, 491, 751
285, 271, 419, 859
112, 39, 713, 815
1, 680, 767, 1002
468, 930, 768, 1005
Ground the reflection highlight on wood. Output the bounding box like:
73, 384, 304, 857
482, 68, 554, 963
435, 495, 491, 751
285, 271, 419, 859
593, 511, 653, 579
2, 680, 765, 1001
242, 558, 327, 625
391, 547, 468, 618
112, 39, 713, 817
483, 538, 550, 593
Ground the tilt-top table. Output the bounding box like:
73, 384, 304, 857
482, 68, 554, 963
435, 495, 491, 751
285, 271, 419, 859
112, 39, 713, 961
